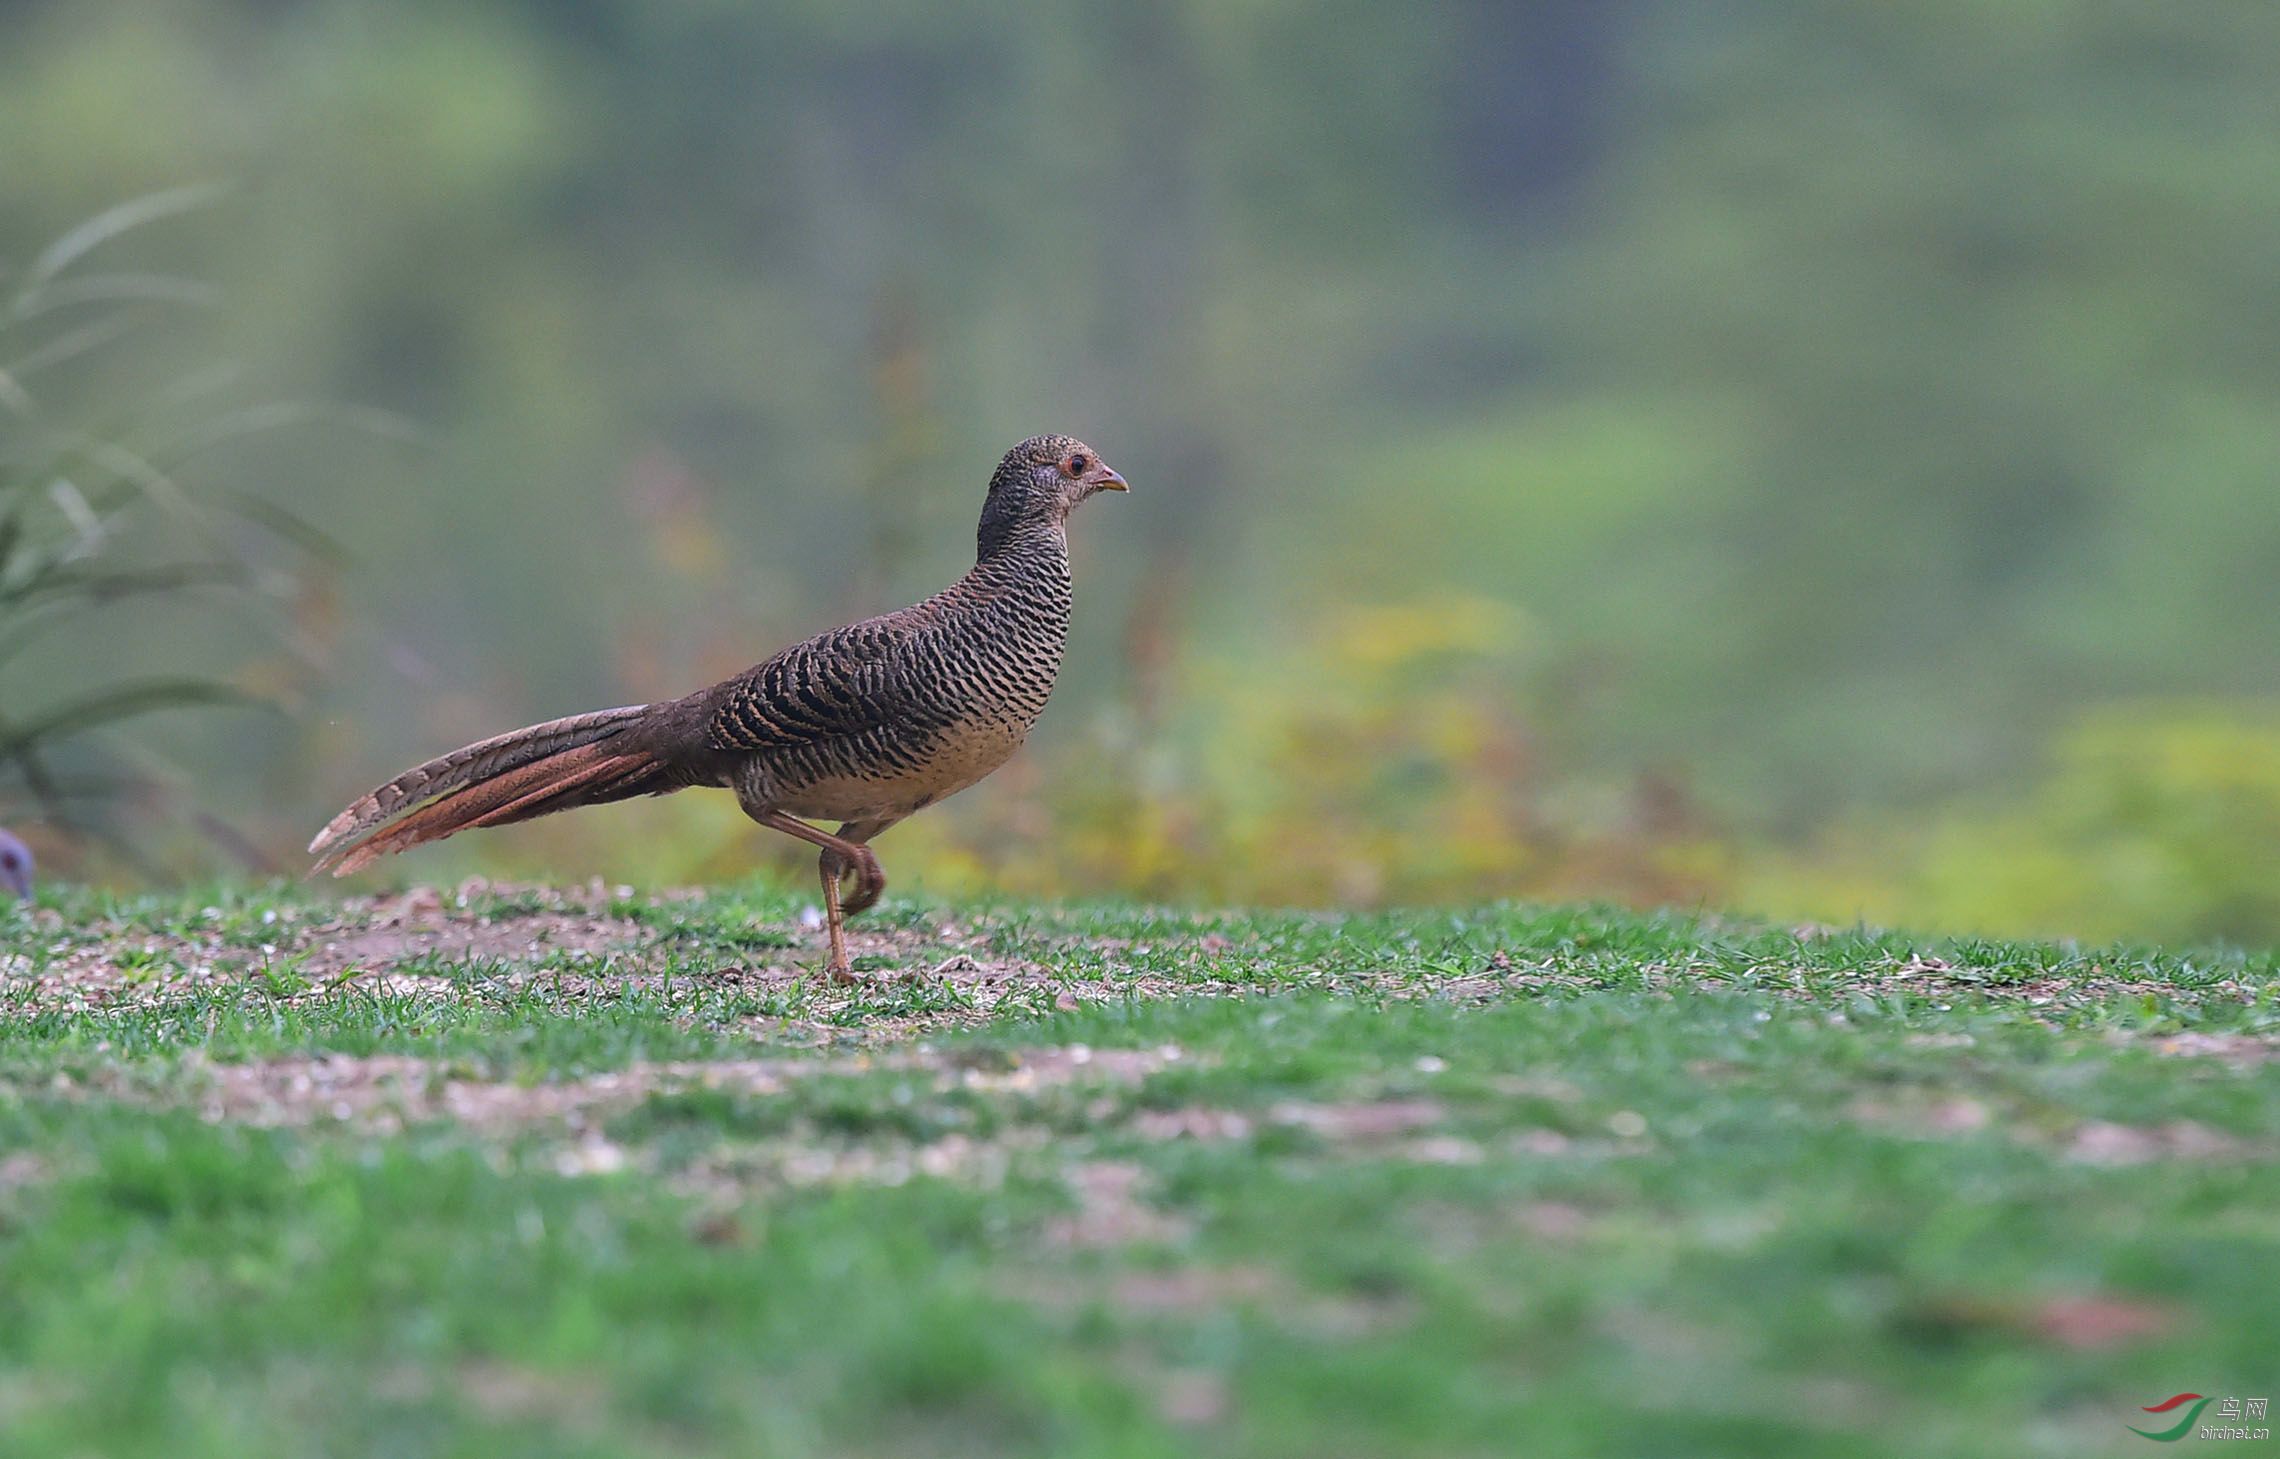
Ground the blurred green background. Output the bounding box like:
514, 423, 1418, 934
5, 0, 2278, 944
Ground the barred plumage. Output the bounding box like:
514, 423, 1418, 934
311, 433, 1126, 978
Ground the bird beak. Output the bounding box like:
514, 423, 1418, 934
1094, 467, 1128, 492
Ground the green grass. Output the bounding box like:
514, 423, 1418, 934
0, 884, 2275, 1457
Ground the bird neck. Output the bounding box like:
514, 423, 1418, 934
958, 517, 1073, 620
973, 513, 1067, 571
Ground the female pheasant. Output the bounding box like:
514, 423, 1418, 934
311, 434, 1127, 978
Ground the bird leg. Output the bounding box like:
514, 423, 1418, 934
743, 808, 883, 982
813, 842, 887, 980
817, 848, 851, 981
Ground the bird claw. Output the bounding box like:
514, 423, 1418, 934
836, 848, 887, 916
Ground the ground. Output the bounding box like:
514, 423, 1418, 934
1, 881, 2275, 1458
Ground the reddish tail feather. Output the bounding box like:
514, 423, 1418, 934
312, 728, 671, 876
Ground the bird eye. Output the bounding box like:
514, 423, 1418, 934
1066, 454, 1091, 476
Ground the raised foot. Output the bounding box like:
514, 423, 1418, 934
833, 846, 887, 917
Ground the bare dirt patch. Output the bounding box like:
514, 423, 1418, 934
1107, 1263, 1276, 1311
1903, 1292, 2184, 1352
1047, 1161, 1191, 1249
1847, 1093, 2259, 1165
1132, 1107, 1256, 1142
9, 883, 656, 1011
170, 1053, 792, 1132
933, 1040, 1189, 1090
1013, 1253, 1414, 1341
1120, 1099, 1460, 1149
1268, 1098, 1445, 1141
2141, 1031, 2280, 1064
69, 1038, 1196, 1136
2064, 1119, 2246, 1166
306, 901, 638, 977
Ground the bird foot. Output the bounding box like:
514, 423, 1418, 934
834, 847, 887, 917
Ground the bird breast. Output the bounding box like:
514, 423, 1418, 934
740, 529, 1073, 823
770, 713, 1033, 822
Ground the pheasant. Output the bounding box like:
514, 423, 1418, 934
310, 434, 1126, 978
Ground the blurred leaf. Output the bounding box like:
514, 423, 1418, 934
0, 195, 318, 859
11, 184, 227, 314
0, 679, 264, 764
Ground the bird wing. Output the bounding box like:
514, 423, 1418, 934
705, 616, 925, 754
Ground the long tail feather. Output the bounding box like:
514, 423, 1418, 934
322, 744, 664, 876
310, 705, 668, 875
309, 704, 652, 860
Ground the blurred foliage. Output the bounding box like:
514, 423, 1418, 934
3, 0, 2277, 942
0, 192, 333, 870
978, 595, 1727, 910
1757, 706, 2280, 946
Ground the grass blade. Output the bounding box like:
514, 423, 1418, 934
12, 184, 229, 313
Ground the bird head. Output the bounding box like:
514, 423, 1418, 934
0, 830, 32, 904
978, 433, 1126, 555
